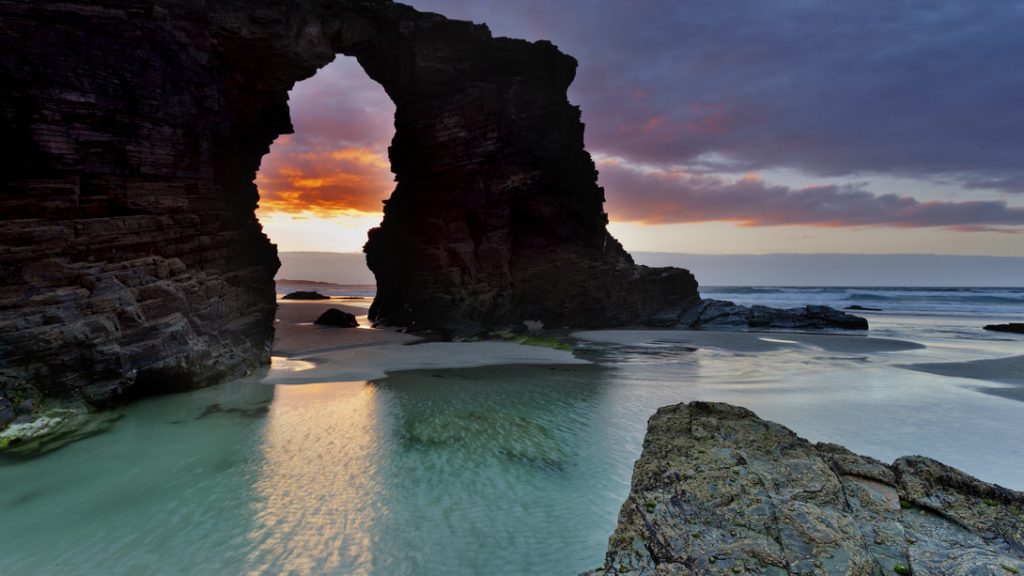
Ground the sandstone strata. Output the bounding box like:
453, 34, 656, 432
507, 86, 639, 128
595, 402, 1024, 576
0, 0, 700, 421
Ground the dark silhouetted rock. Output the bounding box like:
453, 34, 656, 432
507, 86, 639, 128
592, 402, 1024, 576
314, 309, 359, 328
1, 0, 705, 423
282, 291, 331, 301
984, 323, 1024, 334
678, 299, 869, 330
846, 304, 883, 311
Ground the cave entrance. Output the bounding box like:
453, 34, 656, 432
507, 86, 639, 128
255, 55, 395, 305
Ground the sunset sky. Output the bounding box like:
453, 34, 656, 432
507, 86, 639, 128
256, 0, 1024, 256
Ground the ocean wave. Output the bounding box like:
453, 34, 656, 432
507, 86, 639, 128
699, 286, 1024, 317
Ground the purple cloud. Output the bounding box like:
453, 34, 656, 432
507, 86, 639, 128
600, 160, 1024, 229
408, 0, 1024, 192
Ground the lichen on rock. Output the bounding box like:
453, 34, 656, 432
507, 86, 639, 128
592, 402, 1024, 576
0, 405, 122, 456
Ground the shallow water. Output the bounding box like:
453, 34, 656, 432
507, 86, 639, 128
3, 307, 1024, 574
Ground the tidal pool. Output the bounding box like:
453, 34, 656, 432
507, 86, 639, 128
2, 331, 1023, 575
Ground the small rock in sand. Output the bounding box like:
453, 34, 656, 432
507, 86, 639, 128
282, 291, 330, 300
314, 308, 359, 328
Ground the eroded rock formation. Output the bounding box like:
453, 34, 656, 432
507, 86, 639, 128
594, 402, 1024, 575
0, 0, 700, 418
679, 300, 869, 330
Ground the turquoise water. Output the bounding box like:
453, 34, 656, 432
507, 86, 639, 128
2, 312, 1024, 575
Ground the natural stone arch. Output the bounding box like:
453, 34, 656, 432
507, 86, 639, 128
0, 0, 698, 417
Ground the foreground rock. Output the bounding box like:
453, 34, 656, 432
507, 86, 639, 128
677, 300, 869, 330
593, 402, 1023, 576
314, 308, 359, 328
984, 323, 1024, 334
282, 291, 331, 301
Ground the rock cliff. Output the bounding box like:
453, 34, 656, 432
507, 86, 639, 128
0, 0, 700, 419
594, 402, 1024, 575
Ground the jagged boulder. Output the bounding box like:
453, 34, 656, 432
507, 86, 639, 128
678, 300, 869, 330
591, 402, 1023, 576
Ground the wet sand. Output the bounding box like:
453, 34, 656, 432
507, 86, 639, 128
272, 299, 418, 356
272, 303, 1023, 403
267, 300, 587, 384
571, 329, 924, 354
899, 355, 1024, 402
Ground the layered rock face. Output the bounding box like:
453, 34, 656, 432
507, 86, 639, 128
0, 0, 700, 417
595, 402, 1024, 575
0, 0, 285, 416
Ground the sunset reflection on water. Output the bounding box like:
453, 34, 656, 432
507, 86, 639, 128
246, 382, 386, 576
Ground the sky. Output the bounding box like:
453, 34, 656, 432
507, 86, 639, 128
255, 0, 1024, 257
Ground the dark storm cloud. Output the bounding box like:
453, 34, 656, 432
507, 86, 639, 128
410, 0, 1024, 191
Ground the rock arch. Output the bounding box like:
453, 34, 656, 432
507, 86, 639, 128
0, 0, 698, 417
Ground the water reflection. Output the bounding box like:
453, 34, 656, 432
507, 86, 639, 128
246, 382, 386, 576
234, 363, 622, 575
269, 356, 317, 372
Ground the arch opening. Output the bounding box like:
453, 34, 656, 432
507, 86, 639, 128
256, 55, 393, 293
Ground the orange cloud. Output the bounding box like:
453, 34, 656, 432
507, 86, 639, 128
256, 146, 393, 216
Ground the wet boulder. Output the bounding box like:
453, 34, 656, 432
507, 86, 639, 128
314, 308, 359, 328
679, 299, 869, 330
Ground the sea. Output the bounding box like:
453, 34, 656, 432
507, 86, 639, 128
1, 285, 1022, 575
